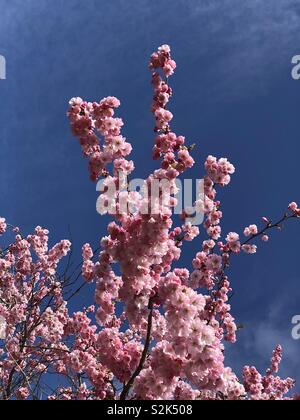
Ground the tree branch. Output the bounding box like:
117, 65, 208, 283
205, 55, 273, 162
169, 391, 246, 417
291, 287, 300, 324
119, 298, 154, 400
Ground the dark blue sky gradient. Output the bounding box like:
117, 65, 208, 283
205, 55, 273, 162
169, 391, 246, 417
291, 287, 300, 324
1, 0, 300, 385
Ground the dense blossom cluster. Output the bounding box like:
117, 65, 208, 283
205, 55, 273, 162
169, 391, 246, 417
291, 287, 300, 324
67, 96, 133, 181
0, 45, 299, 400
243, 346, 295, 400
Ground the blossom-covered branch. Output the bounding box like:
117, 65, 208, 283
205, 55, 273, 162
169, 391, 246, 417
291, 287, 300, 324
0, 45, 299, 400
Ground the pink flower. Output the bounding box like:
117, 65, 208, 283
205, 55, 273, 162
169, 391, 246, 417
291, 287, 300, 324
190, 270, 204, 288
248, 224, 258, 235
268, 345, 282, 375
0, 43, 297, 402
229, 241, 241, 253
69, 96, 83, 107
82, 243, 93, 260
244, 224, 258, 236
242, 244, 257, 254
16, 387, 30, 400
226, 232, 239, 243
289, 202, 298, 212
206, 254, 222, 272
158, 44, 171, 54
243, 227, 251, 237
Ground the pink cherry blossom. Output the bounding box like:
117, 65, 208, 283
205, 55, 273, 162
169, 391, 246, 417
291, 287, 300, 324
0, 44, 298, 401
242, 244, 257, 254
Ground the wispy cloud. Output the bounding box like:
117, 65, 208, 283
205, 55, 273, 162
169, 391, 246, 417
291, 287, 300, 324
226, 287, 300, 384
182, 0, 300, 101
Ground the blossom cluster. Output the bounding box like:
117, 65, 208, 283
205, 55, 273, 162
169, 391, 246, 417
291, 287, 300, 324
243, 346, 295, 400
0, 45, 299, 400
67, 96, 133, 181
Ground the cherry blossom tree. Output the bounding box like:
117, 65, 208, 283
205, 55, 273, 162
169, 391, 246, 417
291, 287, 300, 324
0, 45, 299, 400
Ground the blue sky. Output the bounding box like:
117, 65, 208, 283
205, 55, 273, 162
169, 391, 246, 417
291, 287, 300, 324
1, 0, 300, 386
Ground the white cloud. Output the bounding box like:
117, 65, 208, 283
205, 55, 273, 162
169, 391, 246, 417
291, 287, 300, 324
187, 0, 300, 100
226, 290, 300, 383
